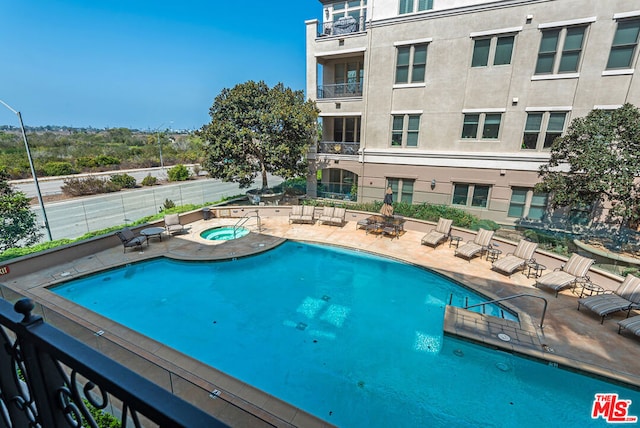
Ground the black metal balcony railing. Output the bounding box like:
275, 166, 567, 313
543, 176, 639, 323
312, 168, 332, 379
0, 298, 228, 428
318, 141, 360, 155
318, 17, 366, 37
317, 82, 363, 99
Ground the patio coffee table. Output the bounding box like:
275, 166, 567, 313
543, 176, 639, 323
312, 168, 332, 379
140, 227, 165, 243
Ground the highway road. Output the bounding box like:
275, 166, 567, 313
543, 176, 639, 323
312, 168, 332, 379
21, 171, 284, 242
9, 167, 176, 198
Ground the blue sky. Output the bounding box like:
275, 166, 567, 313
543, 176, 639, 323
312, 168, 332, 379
0, 1, 319, 131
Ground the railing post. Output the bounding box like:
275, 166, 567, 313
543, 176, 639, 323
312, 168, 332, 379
13, 299, 69, 427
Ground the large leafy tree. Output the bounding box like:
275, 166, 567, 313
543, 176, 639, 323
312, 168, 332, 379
0, 169, 42, 251
537, 103, 640, 227
199, 81, 318, 190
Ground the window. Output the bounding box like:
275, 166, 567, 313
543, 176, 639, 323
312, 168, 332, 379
329, 1, 368, 32
508, 188, 548, 220
387, 178, 414, 204
607, 19, 640, 69
461, 113, 502, 140
535, 26, 586, 74
395, 44, 428, 84
391, 114, 420, 147
528, 192, 548, 221
508, 188, 527, 218
399, 0, 433, 15
453, 184, 491, 208
335, 62, 364, 96
333, 117, 361, 142
471, 35, 515, 67
521, 111, 567, 149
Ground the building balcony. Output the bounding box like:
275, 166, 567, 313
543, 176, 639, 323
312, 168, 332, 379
317, 82, 363, 99
318, 141, 360, 155
318, 16, 366, 37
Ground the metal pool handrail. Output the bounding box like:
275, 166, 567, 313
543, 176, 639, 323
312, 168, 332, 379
463, 293, 548, 329
233, 209, 261, 236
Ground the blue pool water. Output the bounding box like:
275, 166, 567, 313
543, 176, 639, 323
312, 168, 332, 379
53, 241, 639, 427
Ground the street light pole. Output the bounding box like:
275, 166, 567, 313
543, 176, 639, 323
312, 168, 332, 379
0, 99, 53, 241
155, 121, 172, 170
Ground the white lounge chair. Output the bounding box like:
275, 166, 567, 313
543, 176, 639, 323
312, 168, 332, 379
536, 253, 594, 297
455, 228, 494, 261
421, 218, 453, 248
492, 240, 538, 276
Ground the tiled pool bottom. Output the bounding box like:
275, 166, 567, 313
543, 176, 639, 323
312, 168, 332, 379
51, 241, 640, 427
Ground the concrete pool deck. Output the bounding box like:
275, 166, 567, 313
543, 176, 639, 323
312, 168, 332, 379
1, 209, 639, 427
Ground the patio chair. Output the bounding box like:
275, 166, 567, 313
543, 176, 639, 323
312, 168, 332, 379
618, 315, 640, 337
164, 214, 186, 235
491, 239, 538, 276
536, 253, 594, 297
421, 218, 453, 247
454, 228, 494, 261
115, 227, 147, 253
578, 274, 640, 323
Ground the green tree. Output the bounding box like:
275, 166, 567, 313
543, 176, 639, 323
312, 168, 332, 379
536, 103, 640, 227
0, 169, 42, 251
199, 80, 318, 190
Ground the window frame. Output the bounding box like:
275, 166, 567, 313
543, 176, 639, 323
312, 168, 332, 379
606, 18, 640, 70
395, 43, 429, 84
471, 34, 515, 67
461, 112, 503, 140
387, 178, 414, 204
534, 25, 587, 76
507, 187, 549, 220
399, 0, 433, 15
452, 183, 491, 209
390, 114, 421, 147
521, 111, 567, 150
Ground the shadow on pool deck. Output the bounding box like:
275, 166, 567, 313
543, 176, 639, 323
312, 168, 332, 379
2, 213, 639, 427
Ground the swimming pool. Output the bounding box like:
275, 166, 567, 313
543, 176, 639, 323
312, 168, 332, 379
52, 241, 639, 427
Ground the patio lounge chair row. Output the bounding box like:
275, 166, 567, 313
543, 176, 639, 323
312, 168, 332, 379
288, 205, 346, 226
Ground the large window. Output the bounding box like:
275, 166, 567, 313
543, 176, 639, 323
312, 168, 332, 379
333, 117, 361, 142
453, 184, 491, 208
535, 26, 586, 74
391, 114, 420, 147
461, 113, 502, 140
387, 178, 414, 204
521, 111, 567, 150
395, 44, 428, 84
334, 61, 364, 96
507, 188, 548, 220
329, 1, 368, 32
606, 19, 640, 70
399, 0, 433, 15
471, 35, 515, 67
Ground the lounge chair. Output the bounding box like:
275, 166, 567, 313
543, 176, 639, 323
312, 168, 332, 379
115, 227, 147, 253
164, 214, 186, 235
578, 274, 640, 323
421, 218, 453, 248
454, 228, 494, 261
618, 315, 640, 337
536, 253, 594, 297
492, 239, 538, 276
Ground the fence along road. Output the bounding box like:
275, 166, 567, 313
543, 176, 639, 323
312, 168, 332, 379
30, 175, 284, 242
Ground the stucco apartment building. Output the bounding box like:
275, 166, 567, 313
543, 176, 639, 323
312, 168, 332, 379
305, 0, 640, 226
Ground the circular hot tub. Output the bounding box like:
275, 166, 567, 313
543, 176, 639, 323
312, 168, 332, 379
200, 226, 249, 241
